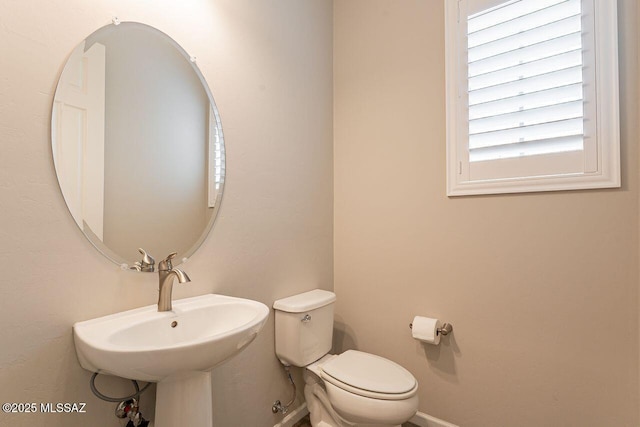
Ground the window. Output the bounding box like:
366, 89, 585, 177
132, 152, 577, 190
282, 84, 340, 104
445, 0, 620, 196
208, 106, 225, 208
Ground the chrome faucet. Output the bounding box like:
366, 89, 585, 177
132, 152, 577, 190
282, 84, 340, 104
130, 248, 155, 272
157, 252, 191, 312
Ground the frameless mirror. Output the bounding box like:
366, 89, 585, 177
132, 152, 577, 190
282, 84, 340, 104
51, 22, 225, 270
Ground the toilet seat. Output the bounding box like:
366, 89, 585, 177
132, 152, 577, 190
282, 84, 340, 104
320, 350, 418, 400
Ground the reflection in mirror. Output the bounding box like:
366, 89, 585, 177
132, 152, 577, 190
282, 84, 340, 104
52, 22, 225, 270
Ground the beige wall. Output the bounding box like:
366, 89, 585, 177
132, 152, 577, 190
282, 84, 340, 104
638, 1, 640, 422
334, 1, 639, 426
0, 1, 332, 426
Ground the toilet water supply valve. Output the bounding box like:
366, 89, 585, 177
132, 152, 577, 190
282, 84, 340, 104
272, 365, 297, 414
272, 400, 287, 415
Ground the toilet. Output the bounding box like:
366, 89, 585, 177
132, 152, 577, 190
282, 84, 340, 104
273, 289, 418, 427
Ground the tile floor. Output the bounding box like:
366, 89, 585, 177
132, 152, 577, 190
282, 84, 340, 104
293, 415, 418, 427
292, 415, 311, 427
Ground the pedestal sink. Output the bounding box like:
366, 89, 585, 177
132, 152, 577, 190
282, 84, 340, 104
73, 294, 269, 427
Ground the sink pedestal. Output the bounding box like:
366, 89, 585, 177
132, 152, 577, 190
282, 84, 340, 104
155, 371, 213, 427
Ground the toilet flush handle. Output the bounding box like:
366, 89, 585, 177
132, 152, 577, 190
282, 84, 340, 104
301, 314, 311, 323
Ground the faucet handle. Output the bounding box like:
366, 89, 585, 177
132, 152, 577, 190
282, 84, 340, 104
158, 252, 178, 271
136, 248, 155, 272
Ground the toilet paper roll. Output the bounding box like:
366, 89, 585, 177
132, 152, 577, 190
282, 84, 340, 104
411, 316, 441, 345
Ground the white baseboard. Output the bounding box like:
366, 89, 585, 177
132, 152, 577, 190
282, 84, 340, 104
271, 405, 457, 427
409, 411, 459, 427
273, 403, 309, 427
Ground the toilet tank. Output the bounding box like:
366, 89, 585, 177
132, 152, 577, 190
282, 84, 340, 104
273, 289, 336, 367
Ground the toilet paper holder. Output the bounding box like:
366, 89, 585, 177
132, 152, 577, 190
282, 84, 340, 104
409, 322, 453, 336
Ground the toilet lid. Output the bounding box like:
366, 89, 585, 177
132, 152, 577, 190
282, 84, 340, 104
321, 350, 417, 396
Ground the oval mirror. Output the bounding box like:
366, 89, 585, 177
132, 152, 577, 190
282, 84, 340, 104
51, 22, 225, 270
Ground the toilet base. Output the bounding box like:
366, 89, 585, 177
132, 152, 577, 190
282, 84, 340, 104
304, 380, 344, 427
303, 371, 402, 427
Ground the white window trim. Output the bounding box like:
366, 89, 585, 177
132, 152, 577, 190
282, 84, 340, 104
445, 0, 620, 196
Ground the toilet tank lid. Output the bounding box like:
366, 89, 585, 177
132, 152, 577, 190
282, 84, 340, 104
273, 289, 336, 313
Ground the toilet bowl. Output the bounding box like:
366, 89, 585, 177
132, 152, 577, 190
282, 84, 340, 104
273, 290, 418, 427
305, 352, 419, 427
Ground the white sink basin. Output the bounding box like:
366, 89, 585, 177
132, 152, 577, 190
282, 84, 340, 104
73, 294, 269, 382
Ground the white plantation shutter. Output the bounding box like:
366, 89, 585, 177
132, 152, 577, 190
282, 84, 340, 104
468, 0, 584, 163
208, 106, 225, 207
445, 0, 620, 196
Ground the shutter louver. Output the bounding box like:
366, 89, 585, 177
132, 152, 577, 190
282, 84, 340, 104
467, 0, 584, 162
